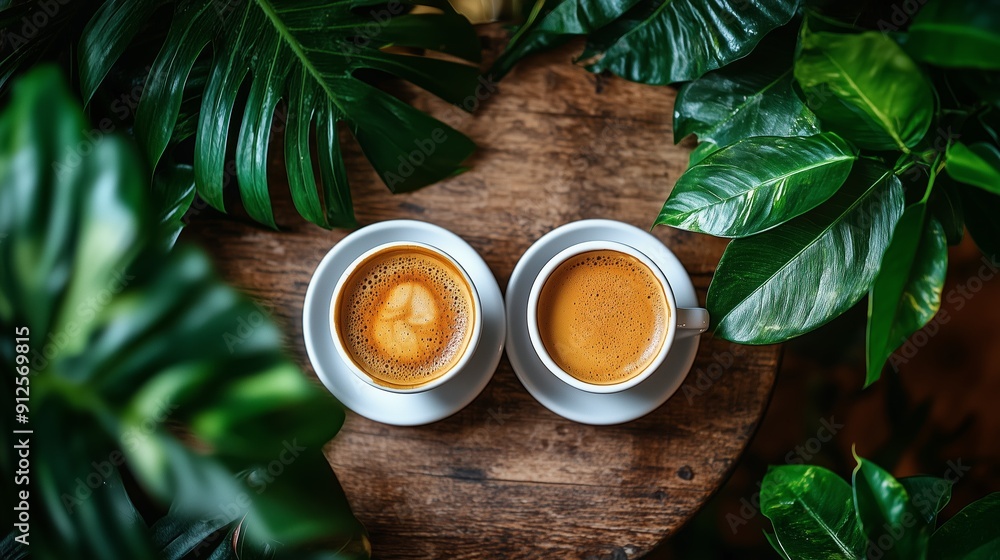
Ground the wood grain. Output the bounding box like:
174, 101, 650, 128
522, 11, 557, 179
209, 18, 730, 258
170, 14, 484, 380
183, 29, 780, 560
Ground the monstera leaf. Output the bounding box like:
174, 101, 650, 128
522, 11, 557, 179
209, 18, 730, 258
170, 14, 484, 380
2, 0, 481, 229
0, 67, 366, 559
81, 0, 480, 229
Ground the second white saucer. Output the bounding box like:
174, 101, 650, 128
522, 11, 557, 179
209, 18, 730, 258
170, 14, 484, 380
506, 219, 702, 425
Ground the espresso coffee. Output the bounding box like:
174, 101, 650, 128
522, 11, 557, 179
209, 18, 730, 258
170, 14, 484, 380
335, 245, 475, 388
537, 250, 669, 385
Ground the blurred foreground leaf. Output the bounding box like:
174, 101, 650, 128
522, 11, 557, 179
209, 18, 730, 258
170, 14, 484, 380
0, 66, 367, 559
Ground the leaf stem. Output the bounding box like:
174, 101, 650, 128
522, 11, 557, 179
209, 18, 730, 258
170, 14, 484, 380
921, 152, 945, 204
507, 0, 547, 48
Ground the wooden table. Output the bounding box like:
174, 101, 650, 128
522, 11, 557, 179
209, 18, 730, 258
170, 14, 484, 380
185, 34, 780, 560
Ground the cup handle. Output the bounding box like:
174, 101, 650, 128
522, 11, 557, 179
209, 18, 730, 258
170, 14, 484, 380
675, 307, 709, 339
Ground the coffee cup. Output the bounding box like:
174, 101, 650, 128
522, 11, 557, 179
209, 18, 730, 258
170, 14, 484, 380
526, 240, 708, 394
330, 241, 483, 394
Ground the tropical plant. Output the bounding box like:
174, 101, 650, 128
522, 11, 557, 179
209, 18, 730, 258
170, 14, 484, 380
0, 66, 368, 559
494, 0, 1000, 386
0, 0, 481, 229
491, 0, 800, 82
761, 452, 999, 559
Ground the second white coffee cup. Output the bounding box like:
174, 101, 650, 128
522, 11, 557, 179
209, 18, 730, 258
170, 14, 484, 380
526, 240, 709, 394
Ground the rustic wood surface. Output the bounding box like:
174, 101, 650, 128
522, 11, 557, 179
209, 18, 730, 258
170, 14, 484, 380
184, 31, 780, 560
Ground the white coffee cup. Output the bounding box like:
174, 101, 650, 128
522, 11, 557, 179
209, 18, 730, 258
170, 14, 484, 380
329, 241, 483, 394
526, 240, 709, 394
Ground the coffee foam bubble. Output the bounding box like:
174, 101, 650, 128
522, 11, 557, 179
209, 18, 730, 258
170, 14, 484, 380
537, 250, 669, 385
337, 247, 474, 387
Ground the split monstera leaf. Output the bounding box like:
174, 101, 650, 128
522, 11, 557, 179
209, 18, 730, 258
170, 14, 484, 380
0, 66, 368, 560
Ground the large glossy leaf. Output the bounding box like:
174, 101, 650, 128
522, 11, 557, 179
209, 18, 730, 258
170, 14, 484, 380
674, 65, 820, 148
960, 184, 1000, 260
760, 465, 867, 559
928, 493, 1000, 559
907, 0, 1000, 70
853, 455, 931, 560
77, 0, 481, 228
795, 27, 934, 151
580, 0, 799, 84
0, 67, 366, 558
708, 161, 904, 343
491, 0, 644, 79
946, 141, 1000, 194
866, 206, 947, 386
656, 133, 856, 238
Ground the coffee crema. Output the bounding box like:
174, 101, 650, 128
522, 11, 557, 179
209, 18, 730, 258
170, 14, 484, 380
335, 246, 475, 388
537, 250, 669, 385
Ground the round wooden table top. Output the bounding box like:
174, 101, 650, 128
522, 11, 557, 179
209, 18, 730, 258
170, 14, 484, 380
185, 35, 780, 560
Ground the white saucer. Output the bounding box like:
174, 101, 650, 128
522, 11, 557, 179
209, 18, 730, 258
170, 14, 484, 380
506, 219, 701, 425
303, 220, 505, 426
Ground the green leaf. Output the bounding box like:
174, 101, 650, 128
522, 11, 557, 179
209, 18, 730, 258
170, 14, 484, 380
674, 66, 820, 147
852, 455, 930, 560
151, 163, 197, 250
708, 161, 904, 343
83, 0, 481, 228
907, 0, 1000, 70
866, 207, 947, 386
794, 27, 934, 151
491, 0, 644, 79
760, 465, 867, 559
688, 141, 720, 167
581, 0, 799, 84
78, 0, 163, 103
898, 476, 952, 526
34, 415, 158, 559
946, 141, 1000, 194
657, 133, 857, 238
764, 532, 791, 560
959, 184, 1000, 260
929, 493, 1000, 559
0, 65, 147, 351
0, 67, 366, 558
